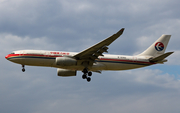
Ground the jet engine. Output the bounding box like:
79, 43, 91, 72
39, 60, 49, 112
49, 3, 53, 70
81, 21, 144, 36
57, 68, 76, 77
56, 57, 77, 66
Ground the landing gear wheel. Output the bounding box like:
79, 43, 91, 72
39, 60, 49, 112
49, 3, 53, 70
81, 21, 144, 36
22, 68, 25, 72
88, 72, 92, 76
82, 74, 87, 79
87, 77, 91, 82
82, 68, 88, 74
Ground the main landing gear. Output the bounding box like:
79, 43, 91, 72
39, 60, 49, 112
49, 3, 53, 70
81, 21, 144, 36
82, 68, 92, 82
22, 65, 25, 72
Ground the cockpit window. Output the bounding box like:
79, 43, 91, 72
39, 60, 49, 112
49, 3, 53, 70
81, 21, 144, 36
11, 52, 15, 54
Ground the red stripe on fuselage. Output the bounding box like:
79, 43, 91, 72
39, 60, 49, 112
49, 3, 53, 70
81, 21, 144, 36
5, 54, 62, 59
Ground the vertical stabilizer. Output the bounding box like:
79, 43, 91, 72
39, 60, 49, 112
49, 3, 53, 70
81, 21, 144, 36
138, 35, 171, 57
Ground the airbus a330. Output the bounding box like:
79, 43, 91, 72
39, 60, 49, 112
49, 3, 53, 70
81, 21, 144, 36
5, 28, 173, 82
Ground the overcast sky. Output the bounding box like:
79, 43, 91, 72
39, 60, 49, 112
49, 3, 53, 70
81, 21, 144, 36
1, 0, 180, 113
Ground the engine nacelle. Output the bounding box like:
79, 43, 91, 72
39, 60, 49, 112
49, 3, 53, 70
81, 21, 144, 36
56, 57, 77, 66
57, 68, 76, 77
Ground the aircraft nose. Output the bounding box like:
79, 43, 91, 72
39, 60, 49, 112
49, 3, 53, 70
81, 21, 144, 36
5, 54, 10, 59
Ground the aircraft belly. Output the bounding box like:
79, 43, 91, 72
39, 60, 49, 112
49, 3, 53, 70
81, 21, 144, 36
21, 58, 55, 67
9, 58, 22, 64
51, 61, 148, 71
102, 62, 146, 70
51, 62, 107, 71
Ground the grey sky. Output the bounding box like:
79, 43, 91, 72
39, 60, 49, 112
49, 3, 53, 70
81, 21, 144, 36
0, 0, 180, 113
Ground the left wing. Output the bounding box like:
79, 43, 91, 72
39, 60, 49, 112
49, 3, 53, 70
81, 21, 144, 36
74, 28, 125, 61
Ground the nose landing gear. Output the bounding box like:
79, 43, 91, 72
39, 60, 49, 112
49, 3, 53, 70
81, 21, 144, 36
22, 65, 25, 72
82, 68, 92, 82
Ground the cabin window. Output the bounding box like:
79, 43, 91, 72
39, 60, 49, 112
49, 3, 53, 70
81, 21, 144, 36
11, 52, 15, 54
27, 53, 43, 55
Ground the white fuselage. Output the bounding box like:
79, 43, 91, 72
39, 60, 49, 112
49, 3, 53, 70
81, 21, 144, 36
6, 50, 154, 71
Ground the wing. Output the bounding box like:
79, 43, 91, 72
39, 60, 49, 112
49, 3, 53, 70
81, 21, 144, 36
74, 28, 125, 61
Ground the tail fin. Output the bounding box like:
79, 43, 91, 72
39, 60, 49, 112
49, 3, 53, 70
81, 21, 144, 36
138, 35, 171, 57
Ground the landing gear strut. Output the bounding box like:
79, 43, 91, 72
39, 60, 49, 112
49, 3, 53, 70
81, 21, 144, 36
82, 68, 92, 82
22, 65, 25, 72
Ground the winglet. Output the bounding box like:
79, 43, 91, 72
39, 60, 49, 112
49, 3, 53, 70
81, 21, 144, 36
116, 28, 125, 36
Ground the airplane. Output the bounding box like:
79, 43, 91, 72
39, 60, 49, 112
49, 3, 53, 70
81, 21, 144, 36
5, 28, 174, 82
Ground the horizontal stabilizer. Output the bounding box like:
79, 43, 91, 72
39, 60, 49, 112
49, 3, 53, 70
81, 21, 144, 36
149, 52, 174, 62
